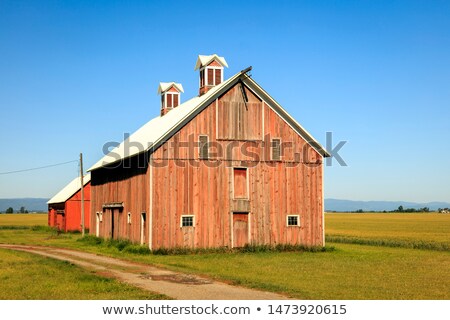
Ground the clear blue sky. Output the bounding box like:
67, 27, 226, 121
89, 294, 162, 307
1, 0, 449, 203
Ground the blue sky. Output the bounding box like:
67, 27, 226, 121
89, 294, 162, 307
0, 0, 449, 202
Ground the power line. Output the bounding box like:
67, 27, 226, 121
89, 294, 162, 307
0, 160, 79, 175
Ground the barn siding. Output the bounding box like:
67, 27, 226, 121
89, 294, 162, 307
150, 83, 323, 249
64, 182, 91, 232
48, 183, 91, 232
90, 82, 324, 248
90, 155, 149, 243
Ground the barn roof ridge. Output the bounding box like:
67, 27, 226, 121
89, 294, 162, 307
88, 70, 329, 172
47, 173, 91, 204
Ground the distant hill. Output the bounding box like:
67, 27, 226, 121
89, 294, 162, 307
0, 198, 48, 213
325, 198, 450, 212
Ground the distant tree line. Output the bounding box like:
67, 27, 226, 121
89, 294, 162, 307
351, 205, 433, 213
2, 206, 29, 214
394, 205, 430, 213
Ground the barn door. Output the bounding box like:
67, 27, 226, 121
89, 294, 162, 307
111, 209, 121, 239
232, 212, 249, 248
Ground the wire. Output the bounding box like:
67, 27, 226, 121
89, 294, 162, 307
0, 160, 79, 175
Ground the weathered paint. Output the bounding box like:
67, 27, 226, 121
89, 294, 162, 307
90, 82, 324, 249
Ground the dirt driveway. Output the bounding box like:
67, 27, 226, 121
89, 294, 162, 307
0, 244, 289, 300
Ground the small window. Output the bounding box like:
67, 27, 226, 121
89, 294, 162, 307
166, 93, 173, 108
97, 212, 103, 222
199, 135, 209, 159
272, 138, 281, 161
233, 168, 248, 199
127, 212, 132, 224
214, 69, 221, 85
200, 69, 205, 87
207, 68, 214, 85
287, 215, 300, 227
181, 215, 195, 227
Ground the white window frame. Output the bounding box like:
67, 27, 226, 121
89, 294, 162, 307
286, 215, 300, 227
140, 212, 146, 245
180, 215, 195, 228
127, 212, 132, 224
232, 167, 249, 199
200, 66, 223, 87
95, 212, 101, 237
163, 92, 180, 109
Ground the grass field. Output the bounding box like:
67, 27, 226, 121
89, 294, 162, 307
0, 213, 449, 299
0, 215, 167, 299
325, 213, 450, 250
0, 248, 168, 299
0, 213, 47, 226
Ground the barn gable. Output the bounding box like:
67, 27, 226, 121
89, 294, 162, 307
88, 70, 328, 173
48, 173, 91, 204
149, 80, 326, 249
48, 174, 91, 232
89, 55, 328, 249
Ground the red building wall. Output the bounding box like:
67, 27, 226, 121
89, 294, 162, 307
90, 82, 324, 249
48, 182, 91, 232
65, 182, 91, 232
150, 84, 324, 249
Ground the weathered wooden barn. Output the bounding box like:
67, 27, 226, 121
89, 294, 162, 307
89, 54, 329, 249
48, 174, 91, 232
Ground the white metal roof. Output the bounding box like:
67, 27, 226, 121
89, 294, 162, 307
47, 173, 91, 204
157, 82, 184, 94
88, 72, 242, 171
88, 70, 330, 172
194, 54, 228, 70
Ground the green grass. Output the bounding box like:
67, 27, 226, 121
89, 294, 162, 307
0, 248, 168, 299
0, 212, 449, 299
77, 235, 334, 255
143, 244, 450, 299
325, 213, 450, 251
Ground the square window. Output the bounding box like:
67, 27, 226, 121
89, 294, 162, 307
287, 215, 300, 226
181, 215, 194, 227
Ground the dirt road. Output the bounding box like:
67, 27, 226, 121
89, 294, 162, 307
0, 244, 289, 300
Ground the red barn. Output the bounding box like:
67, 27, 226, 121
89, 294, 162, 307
48, 174, 91, 232
89, 54, 329, 249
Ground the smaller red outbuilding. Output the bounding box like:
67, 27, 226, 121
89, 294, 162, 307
47, 174, 91, 232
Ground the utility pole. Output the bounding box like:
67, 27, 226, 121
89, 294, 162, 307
80, 153, 85, 237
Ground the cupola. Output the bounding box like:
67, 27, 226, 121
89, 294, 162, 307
194, 54, 228, 96
158, 82, 184, 116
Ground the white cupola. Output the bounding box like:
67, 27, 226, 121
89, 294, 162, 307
194, 54, 228, 96
157, 82, 184, 116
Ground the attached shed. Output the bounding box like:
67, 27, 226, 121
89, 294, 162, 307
48, 174, 91, 232
89, 54, 330, 249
